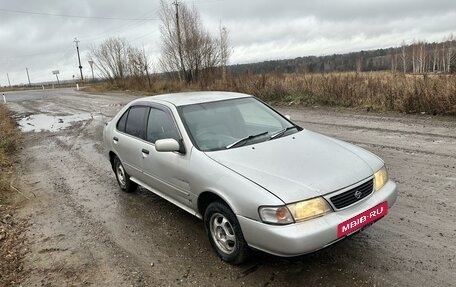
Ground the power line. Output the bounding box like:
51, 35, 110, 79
0, 50, 68, 60
0, 8, 159, 21
130, 31, 157, 43
79, 16, 157, 42
0, 9, 159, 61
189, 0, 224, 4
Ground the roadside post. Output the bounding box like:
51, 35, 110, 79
2, 93, 6, 104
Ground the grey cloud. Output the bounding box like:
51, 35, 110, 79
0, 0, 455, 85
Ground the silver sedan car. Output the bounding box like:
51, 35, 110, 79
103, 91, 397, 264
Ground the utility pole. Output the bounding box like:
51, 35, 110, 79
6, 73, 11, 87
26, 68, 31, 86
74, 37, 84, 81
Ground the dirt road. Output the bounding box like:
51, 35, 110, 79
5, 88, 456, 286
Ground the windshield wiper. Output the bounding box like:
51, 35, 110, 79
269, 126, 299, 140
226, 131, 269, 149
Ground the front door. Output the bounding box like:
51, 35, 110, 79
140, 106, 192, 207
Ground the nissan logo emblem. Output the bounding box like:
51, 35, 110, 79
354, 190, 362, 199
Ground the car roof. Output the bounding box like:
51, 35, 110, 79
138, 91, 252, 107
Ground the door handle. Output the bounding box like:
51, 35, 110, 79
142, 148, 149, 155
113, 137, 119, 141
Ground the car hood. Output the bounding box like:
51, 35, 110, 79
205, 130, 380, 203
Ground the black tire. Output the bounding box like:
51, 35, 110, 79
204, 201, 250, 264
113, 156, 137, 193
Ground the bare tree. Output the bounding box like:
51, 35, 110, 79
355, 56, 363, 72
445, 34, 455, 73
442, 40, 447, 72
219, 25, 230, 80
411, 41, 417, 73
90, 37, 147, 82
91, 38, 128, 81
431, 42, 439, 72
400, 41, 408, 73
416, 41, 426, 73
159, 0, 229, 83
389, 48, 398, 72
449, 48, 456, 73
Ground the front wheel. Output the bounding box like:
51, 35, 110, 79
113, 157, 137, 193
204, 201, 250, 264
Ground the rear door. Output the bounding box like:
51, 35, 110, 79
112, 105, 149, 181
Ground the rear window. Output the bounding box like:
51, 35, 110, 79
125, 106, 149, 139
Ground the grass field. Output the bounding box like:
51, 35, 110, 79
223, 72, 456, 115
86, 71, 456, 115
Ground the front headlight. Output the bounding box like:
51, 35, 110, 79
259, 197, 332, 225
287, 197, 332, 222
374, 165, 388, 191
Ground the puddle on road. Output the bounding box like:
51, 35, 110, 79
18, 113, 94, 132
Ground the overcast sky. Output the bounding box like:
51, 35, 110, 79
0, 0, 455, 86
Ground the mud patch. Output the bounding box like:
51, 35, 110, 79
17, 113, 94, 132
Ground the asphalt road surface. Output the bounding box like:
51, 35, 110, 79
5, 88, 456, 286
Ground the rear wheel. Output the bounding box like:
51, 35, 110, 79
204, 201, 249, 264
113, 157, 137, 193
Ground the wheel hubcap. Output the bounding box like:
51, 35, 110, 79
209, 213, 236, 254
116, 163, 126, 187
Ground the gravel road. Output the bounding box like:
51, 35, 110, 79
5, 88, 456, 287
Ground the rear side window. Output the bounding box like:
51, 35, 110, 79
125, 106, 149, 139
116, 110, 129, 132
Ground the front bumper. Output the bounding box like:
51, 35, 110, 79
237, 180, 397, 257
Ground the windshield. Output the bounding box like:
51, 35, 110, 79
179, 97, 300, 151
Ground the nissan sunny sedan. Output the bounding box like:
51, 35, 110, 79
103, 91, 397, 264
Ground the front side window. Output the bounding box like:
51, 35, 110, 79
125, 106, 149, 139
146, 108, 180, 143
179, 97, 299, 151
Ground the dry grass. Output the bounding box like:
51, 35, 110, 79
0, 104, 26, 286
85, 75, 198, 95
0, 105, 20, 171
0, 83, 77, 93
215, 72, 456, 115
85, 72, 456, 115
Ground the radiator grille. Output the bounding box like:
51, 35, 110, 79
330, 179, 374, 209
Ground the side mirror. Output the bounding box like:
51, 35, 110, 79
285, 115, 291, 120
155, 138, 182, 153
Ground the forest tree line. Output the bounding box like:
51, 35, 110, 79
230, 36, 456, 75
